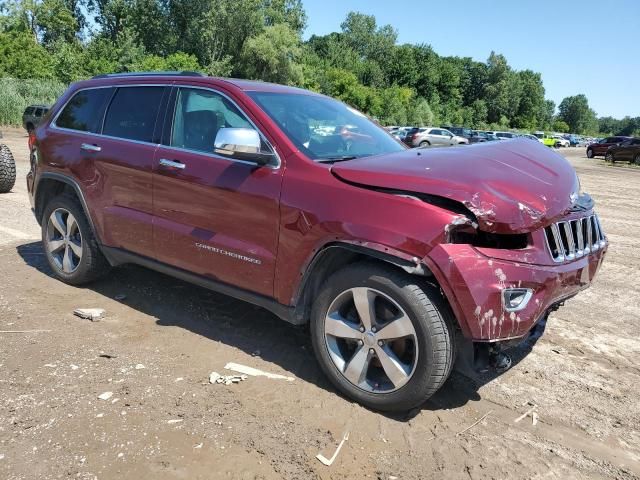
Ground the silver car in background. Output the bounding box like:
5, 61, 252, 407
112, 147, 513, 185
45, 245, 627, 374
404, 127, 469, 147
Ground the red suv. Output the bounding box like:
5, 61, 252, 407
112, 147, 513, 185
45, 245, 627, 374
27, 72, 607, 411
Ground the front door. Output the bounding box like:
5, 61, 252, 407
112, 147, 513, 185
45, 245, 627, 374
152, 86, 283, 297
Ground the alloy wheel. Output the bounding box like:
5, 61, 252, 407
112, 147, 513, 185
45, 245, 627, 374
606, 152, 614, 163
323, 287, 418, 393
46, 208, 83, 273
634, 154, 640, 166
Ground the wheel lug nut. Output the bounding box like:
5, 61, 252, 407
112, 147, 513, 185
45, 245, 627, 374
378, 340, 384, 346
369, 348, 375, 354
359, 326, 365, 332
358, 339, 363, 346
371, 326, 377, 333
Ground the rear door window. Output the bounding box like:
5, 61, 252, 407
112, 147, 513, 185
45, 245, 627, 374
103, 87, 165, 142
56, 88, 112, 133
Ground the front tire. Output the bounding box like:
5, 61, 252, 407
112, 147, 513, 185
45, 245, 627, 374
310, 262, 454, 411
605, 152, 614, 163
586, 148, 594, 158
41, 194, 110, 285
0, 144, 16, 193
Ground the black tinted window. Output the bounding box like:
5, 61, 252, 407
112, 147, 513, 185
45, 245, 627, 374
103, 87, 164, 142
24, 107, 34, 115
56, 89, 111, 133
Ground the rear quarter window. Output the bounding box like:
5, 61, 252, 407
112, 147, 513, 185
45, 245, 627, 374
103, 86, 165, 142
56, 89, 112, 133
24, 107, 35, 115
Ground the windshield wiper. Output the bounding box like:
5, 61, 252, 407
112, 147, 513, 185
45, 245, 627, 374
316, 155, 361, 163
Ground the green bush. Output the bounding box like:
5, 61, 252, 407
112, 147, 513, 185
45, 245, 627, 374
0, 77, 66, 126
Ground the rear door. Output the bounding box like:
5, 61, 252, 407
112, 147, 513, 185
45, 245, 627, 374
89, 85, 168, 255
151, 85, 283, 297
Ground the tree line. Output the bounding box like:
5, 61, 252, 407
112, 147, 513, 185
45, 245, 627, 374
0, 0, 637, 135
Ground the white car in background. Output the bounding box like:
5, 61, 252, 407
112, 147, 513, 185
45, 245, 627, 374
405, 127, 469, 147
552, 135, 570, 148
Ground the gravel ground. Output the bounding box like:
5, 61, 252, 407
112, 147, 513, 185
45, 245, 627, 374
0, 127, 639, 480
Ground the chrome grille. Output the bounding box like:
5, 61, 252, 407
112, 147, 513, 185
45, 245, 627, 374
544, 214, 606, 262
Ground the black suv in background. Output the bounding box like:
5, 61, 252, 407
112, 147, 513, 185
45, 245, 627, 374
22, 105, 50, 132
441, 126, 486, 143
605, 137, 640, 164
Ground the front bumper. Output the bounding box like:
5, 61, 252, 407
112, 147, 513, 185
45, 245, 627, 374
425, 242, 607, 341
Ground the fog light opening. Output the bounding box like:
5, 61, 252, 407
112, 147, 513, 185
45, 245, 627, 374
502, 288, 533, 312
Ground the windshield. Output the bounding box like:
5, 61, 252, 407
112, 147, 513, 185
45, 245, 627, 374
248, 92, 406, 161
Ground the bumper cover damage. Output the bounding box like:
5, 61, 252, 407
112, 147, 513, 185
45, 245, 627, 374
425, 243, 607, 342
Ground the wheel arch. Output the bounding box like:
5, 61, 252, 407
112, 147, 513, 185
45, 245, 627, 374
35, 173, 99, 241
291, 242, 444, 325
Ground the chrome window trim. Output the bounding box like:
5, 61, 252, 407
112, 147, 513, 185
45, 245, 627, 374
49, 83, 281, 169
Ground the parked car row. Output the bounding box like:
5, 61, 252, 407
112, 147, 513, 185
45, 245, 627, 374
386, 125, 591, 150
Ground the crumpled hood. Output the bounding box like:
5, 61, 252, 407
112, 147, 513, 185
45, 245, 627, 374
331, 139, 582, 234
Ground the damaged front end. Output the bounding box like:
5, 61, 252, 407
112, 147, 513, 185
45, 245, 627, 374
426, 204, 607, 375
331, 139, 607, 374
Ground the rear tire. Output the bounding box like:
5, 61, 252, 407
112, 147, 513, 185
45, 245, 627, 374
310, 262, 454, 412
605, 152, 614, 163
419, 141, 430, 148
0, 144, 16, 193
586, 148, 594, 158
41, 194, 110, 285
634, 154, 640, 166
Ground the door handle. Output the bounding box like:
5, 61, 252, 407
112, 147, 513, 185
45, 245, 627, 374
159, 158, 186, 170
81, 143, 101, 152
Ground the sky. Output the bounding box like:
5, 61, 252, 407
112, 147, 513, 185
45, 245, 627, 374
302, 0, 640, 119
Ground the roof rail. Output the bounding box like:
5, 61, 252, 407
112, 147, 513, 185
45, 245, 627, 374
91, 71, 205, 79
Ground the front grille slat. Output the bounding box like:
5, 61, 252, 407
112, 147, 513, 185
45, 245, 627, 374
544, 214, 605, 263
562, 221, 576, 260
575, 219, 584, 256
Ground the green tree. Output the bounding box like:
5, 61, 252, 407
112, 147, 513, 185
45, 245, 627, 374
240, 23, 302, 85
558, 94, 598, 134
0, 29, 54, 78
133, 51, 201, 72
36, 0, 77, 44
552, 119, 570, 133
539, 99, 556, 130
513, 70, 545, 129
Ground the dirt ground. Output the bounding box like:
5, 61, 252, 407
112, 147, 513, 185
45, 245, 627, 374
1, 126, 639, 480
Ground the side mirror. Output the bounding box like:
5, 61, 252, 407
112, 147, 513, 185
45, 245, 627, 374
214, 127, 276, 166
